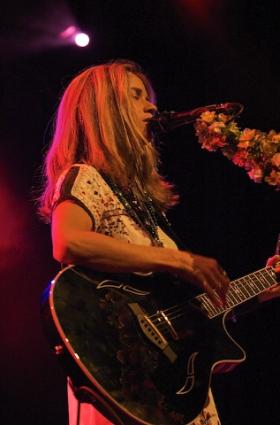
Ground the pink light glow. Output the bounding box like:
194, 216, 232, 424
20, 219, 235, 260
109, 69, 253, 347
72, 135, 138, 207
60, 25, 77, 39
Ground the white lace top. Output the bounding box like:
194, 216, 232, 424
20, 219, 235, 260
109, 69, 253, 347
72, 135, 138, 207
53, 163, 177, 249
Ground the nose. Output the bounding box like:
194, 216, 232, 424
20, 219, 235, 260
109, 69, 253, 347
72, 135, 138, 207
144, 100, 158, 115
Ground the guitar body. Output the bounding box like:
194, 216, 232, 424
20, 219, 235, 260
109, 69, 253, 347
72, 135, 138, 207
41, 265, 246, 425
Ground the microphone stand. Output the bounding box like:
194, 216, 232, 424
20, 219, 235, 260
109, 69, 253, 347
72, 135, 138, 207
148, 102, 244, 134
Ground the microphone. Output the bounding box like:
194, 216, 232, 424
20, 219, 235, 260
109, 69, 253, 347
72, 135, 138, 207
148, 102, 244, 134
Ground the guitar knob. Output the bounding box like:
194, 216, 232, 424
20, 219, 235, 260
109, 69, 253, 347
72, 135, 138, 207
54, 344, 64, 355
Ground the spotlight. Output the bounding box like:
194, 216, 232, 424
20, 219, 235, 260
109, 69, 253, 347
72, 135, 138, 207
74, 33, 90, 47
59, 26, 90, 47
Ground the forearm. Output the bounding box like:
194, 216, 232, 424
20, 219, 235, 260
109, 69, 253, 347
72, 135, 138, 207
51, 200, 229, 304
53, 229, 193, 274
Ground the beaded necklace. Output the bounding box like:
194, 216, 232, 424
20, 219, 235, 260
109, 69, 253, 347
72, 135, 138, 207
103, 176, 164, 247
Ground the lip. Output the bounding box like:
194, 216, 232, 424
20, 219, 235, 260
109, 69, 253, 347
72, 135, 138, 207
143, 115, 154, 122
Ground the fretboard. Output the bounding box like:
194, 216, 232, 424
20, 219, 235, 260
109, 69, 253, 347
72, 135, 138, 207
196, 266, 277, 318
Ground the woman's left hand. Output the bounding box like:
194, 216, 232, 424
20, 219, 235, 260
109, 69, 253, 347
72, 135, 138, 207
258, 255, 280, 302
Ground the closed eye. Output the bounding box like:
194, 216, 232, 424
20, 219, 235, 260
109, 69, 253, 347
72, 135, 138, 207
131, 87, 151, 102
131, 88, 142, 99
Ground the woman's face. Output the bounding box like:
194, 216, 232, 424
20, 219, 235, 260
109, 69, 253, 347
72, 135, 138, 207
127, 72, 157, 136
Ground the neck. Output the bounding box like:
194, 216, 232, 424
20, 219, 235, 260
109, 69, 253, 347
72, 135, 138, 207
196, 266, 277, 318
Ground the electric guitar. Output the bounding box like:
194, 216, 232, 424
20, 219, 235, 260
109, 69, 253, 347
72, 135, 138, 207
41, 265, 278, 424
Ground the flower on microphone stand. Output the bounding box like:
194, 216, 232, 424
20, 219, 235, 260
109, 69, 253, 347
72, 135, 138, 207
194, 111, 280, 190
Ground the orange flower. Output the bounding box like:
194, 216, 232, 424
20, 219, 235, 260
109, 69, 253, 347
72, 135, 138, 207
271, 152, 280, 167
202, 135, 226, 151
209, 121, 226, 133
201, 111, 216, 124
239, 128, 256, 141
195, 112, 280, 189
271, 134, 280, 142
218, 113, 230, 122
237, 140, 250, 149
265, 170, 280, 186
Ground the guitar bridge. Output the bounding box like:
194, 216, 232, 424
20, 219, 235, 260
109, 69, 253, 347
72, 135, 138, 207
129, 303, 177, 363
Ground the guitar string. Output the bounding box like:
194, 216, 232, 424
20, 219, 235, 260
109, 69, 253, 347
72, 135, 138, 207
147, 266, 271, 322
148, 268, 268, 322
154, 270, 276, 331
160, 268, 276, 324
148, 268, 275, 331
145, 268, 276, 338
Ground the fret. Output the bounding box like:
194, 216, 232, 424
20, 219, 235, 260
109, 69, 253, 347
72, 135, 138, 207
227, 289, 239, 304
251, 272, 266, 291
200, 294, 216, 316
244, 276, 259, 294
225, 293, 235, 307
230, 284, 245, 302
212, 303, 224, 317
259, 270, 275, 287
239, 278, 255, 297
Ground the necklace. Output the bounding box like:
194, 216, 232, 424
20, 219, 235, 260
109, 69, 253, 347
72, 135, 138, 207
103, 176, 163, 247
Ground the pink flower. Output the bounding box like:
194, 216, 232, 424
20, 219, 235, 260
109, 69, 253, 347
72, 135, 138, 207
202, 135, 226, 151
248, 166, 263, 183
232, 150, 249, 167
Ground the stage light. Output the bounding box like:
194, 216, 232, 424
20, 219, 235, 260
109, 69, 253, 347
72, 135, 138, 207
59, 26, 90, 47
74, 33, 90, 47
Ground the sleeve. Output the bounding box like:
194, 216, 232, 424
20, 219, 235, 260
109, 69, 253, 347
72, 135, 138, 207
52, 164, 108, 230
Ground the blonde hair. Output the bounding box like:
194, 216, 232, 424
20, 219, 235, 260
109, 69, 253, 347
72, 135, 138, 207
39, 60, 178, 222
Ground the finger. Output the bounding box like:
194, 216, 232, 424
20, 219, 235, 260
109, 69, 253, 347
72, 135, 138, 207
259, 284, 280, 302
266, 255, 280, 267
193, 268, 223, 306
202, 280, 224, 308
266, 283, 280, 292
203, 267, 230, 299
216, 267, 230, 288
193, 266, 227, 306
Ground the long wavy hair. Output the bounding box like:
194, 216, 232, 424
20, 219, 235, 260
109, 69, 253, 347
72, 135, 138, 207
38, 60, 178, 222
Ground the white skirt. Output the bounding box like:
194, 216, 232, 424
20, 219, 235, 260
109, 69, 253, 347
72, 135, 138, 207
68, 380, 221, 425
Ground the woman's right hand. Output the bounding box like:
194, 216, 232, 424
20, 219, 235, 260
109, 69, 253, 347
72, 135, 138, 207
177, 252, 230, 307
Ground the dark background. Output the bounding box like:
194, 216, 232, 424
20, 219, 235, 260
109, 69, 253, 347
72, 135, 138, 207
1, 0, 279, 424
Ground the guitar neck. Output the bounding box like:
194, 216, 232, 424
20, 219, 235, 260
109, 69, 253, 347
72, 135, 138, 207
196, 266, 277, 318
